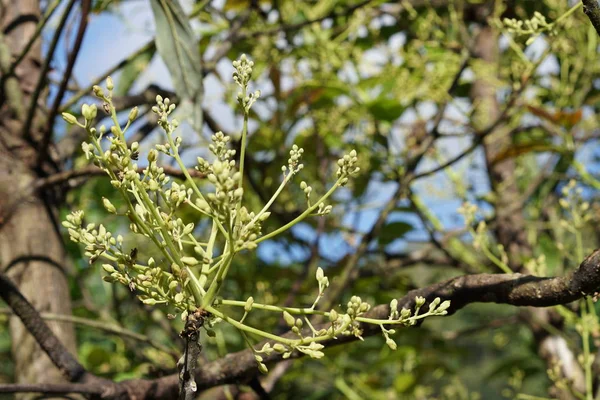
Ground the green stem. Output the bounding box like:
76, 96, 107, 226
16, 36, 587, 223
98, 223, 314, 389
255, 179, 343, 244
554, 2, 583, 26
234, 90, 249, 236
164, 125, 228, 238
205, 305, 297, 345
243, 173, 290, 236
221, 300, 330, 316
202, 245, 235, 307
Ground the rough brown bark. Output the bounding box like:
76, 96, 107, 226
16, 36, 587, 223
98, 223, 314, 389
472, 26, 531, 270
0, 0, 77, 396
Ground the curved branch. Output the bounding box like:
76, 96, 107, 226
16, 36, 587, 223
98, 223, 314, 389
0, 272, 97, 384
3, 250, 600, 398
0, 382, 105, 396
181, 248, 600, 390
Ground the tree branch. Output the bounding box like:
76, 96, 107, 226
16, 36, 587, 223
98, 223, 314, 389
0, 271, 100, 385
583, 0, 600, 36
38, 0, 91, 168
3, 249, 600, 398
21, 0, 76, 140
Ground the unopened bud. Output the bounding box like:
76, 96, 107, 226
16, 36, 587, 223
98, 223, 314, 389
128, 106, 138, 122
62, 112, 78, 125
106, 76, 114, 91
102, 197, 117, 213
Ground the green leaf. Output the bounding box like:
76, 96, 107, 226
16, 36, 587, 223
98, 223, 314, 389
114, 44, 156, 97
150, 0, 203, 133
379, 221, 413, 246
367, 98, 405, 122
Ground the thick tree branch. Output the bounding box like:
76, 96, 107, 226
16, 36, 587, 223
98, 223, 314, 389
0, 382, 105, 396
184, 248, 600, 391
4, 250, 600, 398
0, 271, 102, 385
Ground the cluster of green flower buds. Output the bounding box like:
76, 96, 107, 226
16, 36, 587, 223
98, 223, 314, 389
503, 12, 556, 44
336, 150, 360, 186
233, 54, 261, 112
208, 131, 236, 162
346, 295, 371, 318
204, 159, 242, 222
63, 211, 110, 264
152, 95, 177, 127
283, 144, 304, 176
234, 206, 267, 250
143, 149, 171, 192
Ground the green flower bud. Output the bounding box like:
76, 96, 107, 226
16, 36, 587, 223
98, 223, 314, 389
81, 104, 97, 121
102, 197, 117, 214
258, 363, 268, 374
283, 311, 295, 327
148, 149, 158, 162
62, 112, 78, 125
244, 296, 254, 312
92, 85, 104, 98
181, 257, 198, 266
102, 264, 115, 273
148, 179, 159, 191
259, 212, 271, 221
386, 338, 397, 350
273, 343, 286, 353
128, 106, 139, 122
329, 309, 338, 322
316, 267, 324, 281
106, 76, 114, 91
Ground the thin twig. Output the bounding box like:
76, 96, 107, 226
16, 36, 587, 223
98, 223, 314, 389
0, 308, 178, 358
21, 0, 77, 140
38, 0, 92, 168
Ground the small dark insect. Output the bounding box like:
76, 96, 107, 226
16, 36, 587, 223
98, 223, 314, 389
103, 102, 110, 114
131, 151, 139, 160
130, 247, 138, 261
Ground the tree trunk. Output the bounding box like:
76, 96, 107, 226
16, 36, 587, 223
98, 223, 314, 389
472, 23, 584, 400
0, 0, 77, 396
